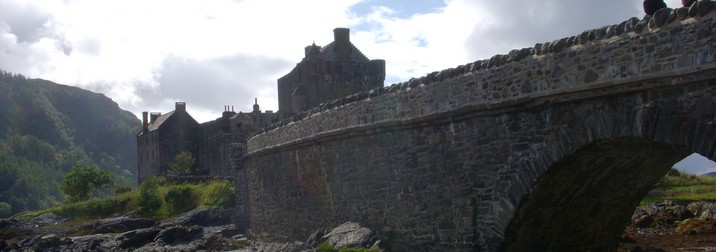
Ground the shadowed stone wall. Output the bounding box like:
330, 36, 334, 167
243, 4, 716, 251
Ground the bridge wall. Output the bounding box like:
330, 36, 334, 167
244, 7, 716, 251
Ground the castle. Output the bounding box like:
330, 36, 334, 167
137, 28, 386, 183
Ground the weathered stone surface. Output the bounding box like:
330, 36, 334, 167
688, 201, 716, 220
322, 222, 376, 249
115, 227, 161, 249
91, 216, 156, 234
243, 7, 716, 252
154, 225, 203, 245
169, 206, 231, 227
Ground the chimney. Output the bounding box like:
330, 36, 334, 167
333, 28, 351, 60
142, 111, 149, 131
150, 112, 161, 123
253, 98, 260, 113
333, 28, 349, 44
175, 102, 186, 112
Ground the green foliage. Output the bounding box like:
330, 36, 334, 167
57, 195, 132, 219
170, 151, 195, 175
0, 202, 11, 218
19, 179, 236, 220
61, 164, 114, 203
316, 243, 338, 252
202, 180, 235, 207
642, 168, 716, 204
164, 185, 199, 214
137, 176, 162, 215
0, 70, 141, 215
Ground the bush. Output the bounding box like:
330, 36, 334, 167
164, 185, 198, 214
57, 196, 131, 218
203, 180, 235, 207
61, 164, 114, 203
0, 202, 11, 218
316, 243, 338, 252
137, 176, 162, 215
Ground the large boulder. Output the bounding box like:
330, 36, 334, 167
688, 201, 716, 220
154, 225, 203, 245
320, 221, 377, 249
169, 207, 231, 227
115, 227, 161, 249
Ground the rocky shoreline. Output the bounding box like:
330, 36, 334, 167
1, 202, 715, 251
618, 201, 716, 251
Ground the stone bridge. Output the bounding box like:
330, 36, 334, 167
241, 5, 716, 251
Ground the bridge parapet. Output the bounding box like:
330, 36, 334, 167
248, 5, 716, 154
243, 4, 716, 251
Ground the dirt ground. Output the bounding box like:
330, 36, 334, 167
618, 217, 716, 251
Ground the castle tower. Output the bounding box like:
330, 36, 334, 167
277, 27, 385, 115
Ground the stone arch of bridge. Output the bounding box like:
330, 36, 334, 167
499, 112, 715, 250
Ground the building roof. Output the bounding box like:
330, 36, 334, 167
147, 111, 175, 132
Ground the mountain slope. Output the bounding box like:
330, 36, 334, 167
0, 70, 140, 216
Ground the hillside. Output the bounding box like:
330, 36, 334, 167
0, 70, 140, 217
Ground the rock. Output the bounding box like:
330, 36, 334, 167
29, 213, 69, 227
321, 221, 377, 249
169, 206, 232, 227
306, 228, 329, 247
92, 216, 156, 234
33, 234, 71, 249
154, 225, 203, 245
687, 201, 716, 220
633, 214, 654, 228
115, 227, 161, 249
67, 234, 112, 251
632, 201, 693, 225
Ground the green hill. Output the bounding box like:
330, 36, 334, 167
0, 70, 140, 217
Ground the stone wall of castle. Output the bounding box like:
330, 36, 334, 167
242, 6, 716, 250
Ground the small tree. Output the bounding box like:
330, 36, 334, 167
0, 202, 11, 218
137, 176, 162, 214
61, 164, 114, 203
170, 151, 195, 175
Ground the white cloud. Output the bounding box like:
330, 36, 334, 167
0, 0, 690, 123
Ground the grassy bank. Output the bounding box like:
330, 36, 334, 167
642, 169, 716, 204
15, 178, 234, 220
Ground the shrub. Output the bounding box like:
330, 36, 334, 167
203, 180, 235, 207
57, 196, 131, 218
316, 243, 338, 252
0, 202, 11, 218
170, 151, 195, 175
164, 185, 199, 214
137, 176, 162, 214
61, 164, 114, 203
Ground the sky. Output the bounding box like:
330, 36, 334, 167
1, 0, 714, 174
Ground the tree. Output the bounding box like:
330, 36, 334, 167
137, 176, 162, 214
60, 164, 114, 203
0, 202, 11, 218
170, 151, 195, 175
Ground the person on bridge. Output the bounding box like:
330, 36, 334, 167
643, 0, 667, 15
683, 0, 696, 7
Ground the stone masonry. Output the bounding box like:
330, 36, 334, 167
243, 4, 716, 251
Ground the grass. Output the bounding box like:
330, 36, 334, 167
641, 169, 716, 204
14, 179, 235, 220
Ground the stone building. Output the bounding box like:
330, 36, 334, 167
197, 100, 278, 177
278, 28, 386, 114
137, 27, 384, 183
136, 102, 200, 183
